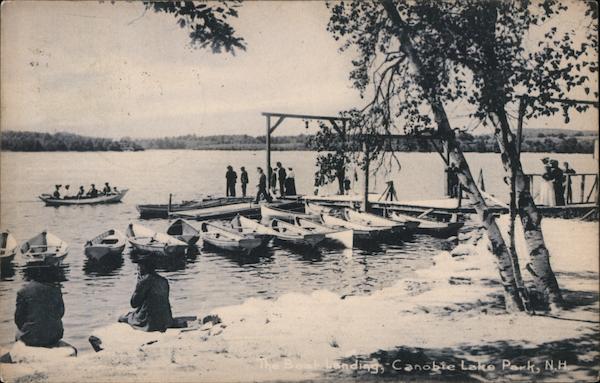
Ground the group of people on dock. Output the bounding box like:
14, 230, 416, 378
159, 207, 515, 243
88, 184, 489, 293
14, 257, 178, 351
52, 182, 119, 199
539, 158, 576, 206
225, 162, 296, 201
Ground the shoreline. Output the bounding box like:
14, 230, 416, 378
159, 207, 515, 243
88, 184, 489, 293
1, 216, 598, 382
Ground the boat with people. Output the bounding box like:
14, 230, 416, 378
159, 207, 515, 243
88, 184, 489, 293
386, 210, 464, 237
84, 229, 127, 261
166, 219, 201, 245
39, 189, 128, 206
229, 215, 274, 246
1, 231, 18, 265
270, 218, 326, 248
260, 204, 317, 223
125, 223, 188, 257
137, 196, 254, 219
293, 217, 354, 248
20, 231, 69, 266
200, 222, 262, 253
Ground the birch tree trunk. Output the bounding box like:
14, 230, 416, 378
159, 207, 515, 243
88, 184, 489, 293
381, 0, 524, 312
489, 111, 564, 310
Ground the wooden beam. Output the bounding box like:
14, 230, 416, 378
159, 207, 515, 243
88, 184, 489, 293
266, 116, 271, 190
261, 112, 350, 121
269, 116, 286, 134
515, 95, 599, 107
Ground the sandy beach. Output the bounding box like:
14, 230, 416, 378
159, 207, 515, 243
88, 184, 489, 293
1, 216, 597, 382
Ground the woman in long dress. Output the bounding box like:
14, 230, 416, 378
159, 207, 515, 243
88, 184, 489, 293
539, 163, 556, 206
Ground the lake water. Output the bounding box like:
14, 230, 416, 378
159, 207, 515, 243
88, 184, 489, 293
0, 150, 597, 352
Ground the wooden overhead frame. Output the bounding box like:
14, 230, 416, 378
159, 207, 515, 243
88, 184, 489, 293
262, 112, 350, 190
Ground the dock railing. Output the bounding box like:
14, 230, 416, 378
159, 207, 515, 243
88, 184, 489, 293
525, 173, 599, 205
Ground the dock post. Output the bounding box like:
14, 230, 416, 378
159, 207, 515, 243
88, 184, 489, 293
168, 193, 172, 215
266, 115, 271, 190
362, 142, 370, 212
580, 175, 586, 204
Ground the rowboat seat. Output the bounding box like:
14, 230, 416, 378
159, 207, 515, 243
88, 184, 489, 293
101, 238, 120, 245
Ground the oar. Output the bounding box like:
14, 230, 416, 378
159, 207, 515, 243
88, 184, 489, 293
417, 208, 434, 219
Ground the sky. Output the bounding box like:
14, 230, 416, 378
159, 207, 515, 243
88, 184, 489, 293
1, 1, 598, 139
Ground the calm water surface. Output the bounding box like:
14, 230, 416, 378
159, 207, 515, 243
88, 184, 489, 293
0, 150, 597, 352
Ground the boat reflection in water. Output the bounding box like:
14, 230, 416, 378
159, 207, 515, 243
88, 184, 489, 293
0, 261, 16, 280
129, 251, 189, 273
83, 255, 125, 277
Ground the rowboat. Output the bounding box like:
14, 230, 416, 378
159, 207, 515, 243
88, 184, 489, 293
387, 211, 463, 237
84, 229, 126, 261
1, 231, 18, 264
125, 223, 188, 257
20, 231, 69, 266
166, 219, 200, 245
260, 205, 317, 223
39, 189, 128, 206
171, 201, 299, 221
343, 209, 419, 237
304, 201, 337, 216
230, 215, 274, 246
294, 217, 354, 249
200, 222, 262, 253
137, 196, 254, 219
321, 213, 389, 240
270, 219, 326, 248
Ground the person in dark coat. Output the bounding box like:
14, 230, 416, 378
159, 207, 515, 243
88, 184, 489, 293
103, 182, 112, 195
225, 165, 237, 197
563, 162, 576, 204
284, 167, 296, 195
87, 184, 98, 198
15, 270, 65, 347
269, 167, 277, 195
240, 167, 249, 197
550, 160, 565, 206
276, 162, 287, 197
119, 258, 173, 332
254, 167, 272, 203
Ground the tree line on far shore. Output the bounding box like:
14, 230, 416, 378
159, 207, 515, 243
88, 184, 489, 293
0, 129, 596, 153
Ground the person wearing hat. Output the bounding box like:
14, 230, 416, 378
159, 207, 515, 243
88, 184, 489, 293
15, 267, 65, 347
540, 158, 556, 206
225, 165, 237, 197
118, 257, 174, 332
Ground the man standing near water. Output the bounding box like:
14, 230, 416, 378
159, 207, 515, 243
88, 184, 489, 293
240, 166, 249, 197
225, 165, 237, 197
255, 167, 272, 203
276, 162, 287, 197
15, 269, 65, 347
563, 162, 576, 204
119, 257, 173, 332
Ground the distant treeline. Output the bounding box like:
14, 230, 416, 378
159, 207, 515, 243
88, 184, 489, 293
0, 131, 144, 152
1, 129, 596, 153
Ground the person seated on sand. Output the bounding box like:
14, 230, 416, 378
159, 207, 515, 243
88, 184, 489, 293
87, 184, 98, 198
76, 186, 85, 198
102, 182, 112, 195
14, 268, 65, 347
53, 185, 61, 199
118, 257, 174, 332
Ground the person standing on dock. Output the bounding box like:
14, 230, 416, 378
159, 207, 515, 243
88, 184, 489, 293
285, 167, 296, 195
563, 162, 576, 204
119, 257, 173, 332
255, 167, 272, 203
225, 165, 237, 197
269, 167, 277, 195
15, 269, 65, 347
550, 160, 565, 206
276, 162, 287, 197
240, 167, 249, 197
